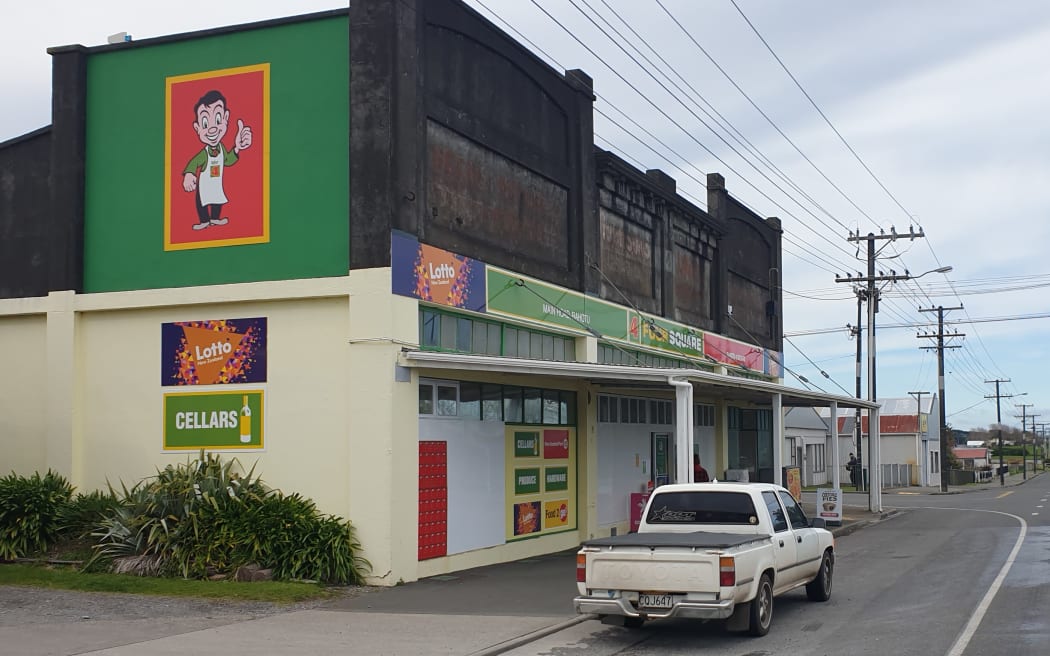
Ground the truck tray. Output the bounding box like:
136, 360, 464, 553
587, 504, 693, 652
582, 531, 766, 549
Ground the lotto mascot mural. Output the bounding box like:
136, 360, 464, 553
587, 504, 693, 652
165, 64, 269, 250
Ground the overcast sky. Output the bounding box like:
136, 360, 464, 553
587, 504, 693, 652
4, 1, 1049, 433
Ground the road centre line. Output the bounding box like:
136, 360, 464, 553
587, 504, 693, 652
924, 507, 1028, 656
995, 491, 1013, 499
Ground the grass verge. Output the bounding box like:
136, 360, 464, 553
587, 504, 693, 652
0, 563, 336, 603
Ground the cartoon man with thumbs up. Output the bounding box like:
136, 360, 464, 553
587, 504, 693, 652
182, 90, 253, 230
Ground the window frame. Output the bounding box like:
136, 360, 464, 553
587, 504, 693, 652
778, 490, 811, 529
762, 490, 790, 533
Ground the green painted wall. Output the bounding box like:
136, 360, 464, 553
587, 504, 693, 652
83, 16, 349, 292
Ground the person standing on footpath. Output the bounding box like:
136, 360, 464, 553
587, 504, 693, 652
847, 453, 859, 489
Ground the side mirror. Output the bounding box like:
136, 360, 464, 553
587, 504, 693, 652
811, 518, 827, 529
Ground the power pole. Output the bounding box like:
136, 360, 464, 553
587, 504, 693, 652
847, 295, 864, 491
1037, 422, 1050, 470
909, 391, 928, 485
985, 379, 1014, 486
1016, 403, 1033, 481
1026, 414, 1040, 479
836, 227, 929, 511
918, 306, 963, 492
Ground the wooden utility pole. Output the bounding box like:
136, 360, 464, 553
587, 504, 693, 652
985, 379, 1015, 486
1016, 404, 1033, 481
836, 227, 930, 510
918, 306, 963, 492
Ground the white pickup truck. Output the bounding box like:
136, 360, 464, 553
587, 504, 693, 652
574, 482, 834, 636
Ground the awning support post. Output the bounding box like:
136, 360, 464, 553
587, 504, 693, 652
830, 401, 840, 489
670, 378, 694, 484
773, 393, 783, 485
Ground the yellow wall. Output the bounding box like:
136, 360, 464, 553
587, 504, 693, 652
0, 313, 47, 475
75, 296, 352, 520
0, 274, 653, 586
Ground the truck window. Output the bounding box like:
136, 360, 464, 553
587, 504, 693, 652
645, 491, 758, 525
781, 491, 810, 526
761, 491, 789, 533
778, 491, 810, 529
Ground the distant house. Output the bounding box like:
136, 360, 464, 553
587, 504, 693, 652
784, 407, 832, 488
953, 447, 990, 470
821, 396, 942, 488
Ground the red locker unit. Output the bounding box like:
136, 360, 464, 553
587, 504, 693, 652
418, 441, 448, 560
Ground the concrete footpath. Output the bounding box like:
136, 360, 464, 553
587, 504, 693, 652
3, 474, 1041, 656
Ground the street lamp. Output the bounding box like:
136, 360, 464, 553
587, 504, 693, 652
914, 265, 953, 278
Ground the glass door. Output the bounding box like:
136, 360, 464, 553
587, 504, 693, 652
652, 432, 675, 487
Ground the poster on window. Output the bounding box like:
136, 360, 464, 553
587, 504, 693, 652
505, 427, 576, 541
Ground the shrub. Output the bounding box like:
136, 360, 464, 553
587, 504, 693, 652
56, 490, 122, 539
89, 451, 370, 584
0, 470, 75, 560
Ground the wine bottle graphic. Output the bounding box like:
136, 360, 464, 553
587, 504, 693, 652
239, 395, 252, 443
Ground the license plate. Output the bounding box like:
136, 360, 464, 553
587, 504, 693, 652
638, 593, 674, 609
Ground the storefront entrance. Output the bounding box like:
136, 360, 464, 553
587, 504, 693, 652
727, 407, 775, 483
652, 432, 675, 487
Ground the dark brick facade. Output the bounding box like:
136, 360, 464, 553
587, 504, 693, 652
2, 0, 782, 354
0, 128, 52, 298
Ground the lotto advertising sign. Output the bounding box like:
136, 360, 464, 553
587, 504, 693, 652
390, 230, 486, 311
161, 318, 267, 386
163, 390, 263, 450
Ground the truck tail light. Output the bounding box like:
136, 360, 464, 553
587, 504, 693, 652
577, 553, 587, 582
719, 556, 735, 587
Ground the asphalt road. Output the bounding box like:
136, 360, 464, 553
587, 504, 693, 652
504, 475, 1050, 656
2, 476, 1045, 655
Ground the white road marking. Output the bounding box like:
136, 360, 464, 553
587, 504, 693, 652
920, 507, 1028, 656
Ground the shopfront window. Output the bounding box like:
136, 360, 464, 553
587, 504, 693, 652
420, 308, 575, 362
727, 407, 774, 483
420, 379, 576, 426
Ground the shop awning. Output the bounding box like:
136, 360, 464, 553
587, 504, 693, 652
399, 350, 878, 411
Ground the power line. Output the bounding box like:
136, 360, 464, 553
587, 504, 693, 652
526, 0, 860, 260
730, 0, 913, 220
600, 0, 857, 233
786, 311, 1050, 336
784, 336, 853, 396
657, 0, 872, 232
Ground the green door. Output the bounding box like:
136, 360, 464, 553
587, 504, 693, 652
653, 432, 674, 487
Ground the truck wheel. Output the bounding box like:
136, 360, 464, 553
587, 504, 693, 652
806, 551, 834, 602
747, 574, 773, 636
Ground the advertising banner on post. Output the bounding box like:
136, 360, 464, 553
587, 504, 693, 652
816, 488, 843, 524
782, 466, 802, 501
